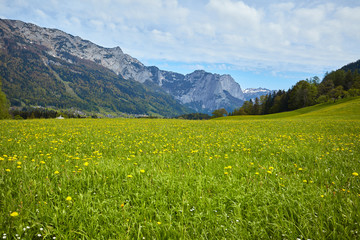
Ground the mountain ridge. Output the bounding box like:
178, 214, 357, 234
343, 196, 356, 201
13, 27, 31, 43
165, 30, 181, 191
0, 18, 247, 113
0, 19, 192, 117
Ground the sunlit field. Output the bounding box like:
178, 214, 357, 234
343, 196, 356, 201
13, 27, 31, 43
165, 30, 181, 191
1, 100, 360, 239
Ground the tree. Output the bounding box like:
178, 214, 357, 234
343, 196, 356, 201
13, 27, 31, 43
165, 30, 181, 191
211, 108, 228, 118
289, 80, 318, 110
253, 97, 261, 115
318, 78, 334, 96
329, 86, 346, 102
0, 77, 10, 119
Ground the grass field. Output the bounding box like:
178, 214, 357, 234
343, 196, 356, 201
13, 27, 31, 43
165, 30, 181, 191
1, 98, 360, 239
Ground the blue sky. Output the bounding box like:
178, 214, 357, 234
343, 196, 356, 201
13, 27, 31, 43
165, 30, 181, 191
1, 0, 360, 90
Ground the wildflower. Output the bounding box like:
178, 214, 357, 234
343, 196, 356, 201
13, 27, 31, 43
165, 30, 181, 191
321, 195, 324, 198
298, 168, 303, 171
352, 172, 359, 177
140, 169, 145, 173
255, 172, 259, 175
267, 171, 272, 174
121, 203, 125, 207
157, 222, 161, 225
127, 175, 133, 178
66, 196, 72, 201
17, 161, 21, 165
54, 171, 59, 174
224, 172, 228, 175
5, 169, 10, 172
10, 211, 19, 217
83, 162, 89, 166
17, 166, 21, 169
269, 167, 274, 170
303, 180, 307, 183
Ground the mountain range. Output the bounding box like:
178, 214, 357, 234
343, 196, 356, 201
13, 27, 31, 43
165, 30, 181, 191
0, 19, 270, 117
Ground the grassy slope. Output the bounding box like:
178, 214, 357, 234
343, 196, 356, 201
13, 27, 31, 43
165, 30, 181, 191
219, 97, 360, 121
1, 98, 360, 239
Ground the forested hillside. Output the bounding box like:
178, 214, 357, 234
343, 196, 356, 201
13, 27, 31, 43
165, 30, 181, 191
231, 60, 360, 116
0, 38, 190, 117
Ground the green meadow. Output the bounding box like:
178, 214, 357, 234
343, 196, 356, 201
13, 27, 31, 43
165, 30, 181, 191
1, 98, 360, 239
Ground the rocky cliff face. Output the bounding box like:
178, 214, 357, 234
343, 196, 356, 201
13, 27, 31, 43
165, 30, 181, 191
0, 19, 245, 113
159, 70, 244, 112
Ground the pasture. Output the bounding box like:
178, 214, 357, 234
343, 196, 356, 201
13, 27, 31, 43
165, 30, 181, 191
1, 98, 360, 239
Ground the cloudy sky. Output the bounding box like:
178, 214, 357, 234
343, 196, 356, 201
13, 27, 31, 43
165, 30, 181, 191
1, 0, 360, 89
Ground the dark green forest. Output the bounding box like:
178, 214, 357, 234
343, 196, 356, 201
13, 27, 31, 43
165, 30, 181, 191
230, 60, 360, 116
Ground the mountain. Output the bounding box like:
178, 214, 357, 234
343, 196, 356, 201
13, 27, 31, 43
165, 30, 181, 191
0, 19, 245, 114
149, 68, 244, 112
0, 19, 190, 117
243, 88, 272, 101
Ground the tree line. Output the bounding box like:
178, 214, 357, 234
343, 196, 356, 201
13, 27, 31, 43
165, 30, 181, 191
230, 69, 360, 116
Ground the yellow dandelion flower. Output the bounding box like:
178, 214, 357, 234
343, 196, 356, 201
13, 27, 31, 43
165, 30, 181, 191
255, 172, 259, 175
269, 167, 274, 170
140, 169, 145, 173
224, 172, 228, 175
6, 169, 11, 172
54, 171, 60, 174
121, 203, 125, 207
267, 171, 272, 174
17, 166, 21, 169
352, 172, 359, 176
17, 161, 21, 165
66, 196, 72, 201
303, 180, 307, 183
83, 162, 89, 166
127, 175, 133, 178
10, 212, 19, 217
321, 195, 324, 198
157, 222, 161, 225
298, 168, 303, 171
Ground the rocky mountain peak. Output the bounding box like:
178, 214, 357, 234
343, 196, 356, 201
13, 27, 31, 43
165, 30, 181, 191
0, 18, 246, 113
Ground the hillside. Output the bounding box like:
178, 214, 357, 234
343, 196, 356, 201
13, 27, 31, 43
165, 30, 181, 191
221, 97, 360, 120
